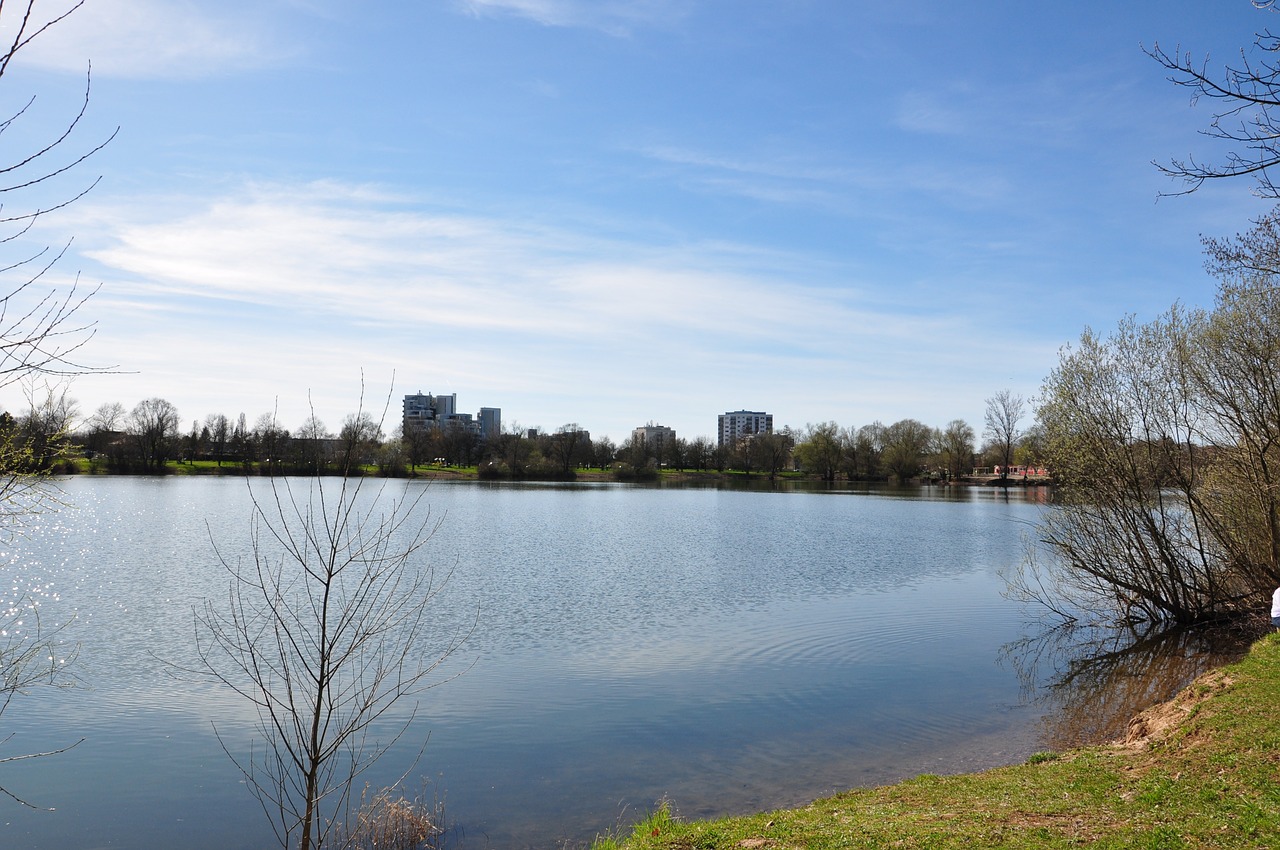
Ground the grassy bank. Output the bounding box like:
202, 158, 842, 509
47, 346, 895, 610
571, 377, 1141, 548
596, 632, 1280, 849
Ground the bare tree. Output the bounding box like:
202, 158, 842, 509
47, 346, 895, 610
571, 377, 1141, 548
984, 390, 1025, 478
1029, 312, 1220, 626
726, 435, 755, 475
683, 435, 708, 472
592, 434, 617, 470
297, 414, 329, 441
0, 593, 80, 808
0, 0, 115, 810
295, 413, 330, 471
81, 400, 124, 461
491, 423, 531, 478
255, 412, 291, 474
195, 434, 469, 850
440, 426, 475, 468
663, 436, 688, 471
85, 400, 125, 433
401, 423, 432, 471
18, 378, 76, 469
549, 423, 587, 478
203, 413, 230, 466
375, 434, 407, 478
127, 397, 180, 470
939, 419, 976, 481
1026, 212, 1280, 626
0, 2, 117, 389
339, 412, 383, 468
230, 412, 252, 465
1147, 3, 1280, 197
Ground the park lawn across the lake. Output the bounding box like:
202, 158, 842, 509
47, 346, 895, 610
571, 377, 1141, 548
596, 631, 1280, 850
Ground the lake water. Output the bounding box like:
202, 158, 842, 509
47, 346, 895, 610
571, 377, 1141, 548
0, 477, 1229, 849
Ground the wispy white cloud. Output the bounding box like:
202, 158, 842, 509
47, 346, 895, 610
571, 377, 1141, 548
639, 145, 856, 184
80, 180, 877, 340
635, 143, 868, 211
635, 141, 1016, 213
895, 67, 1141, 151
51, 178, 1051, 437
522, 77, 561, 98
895, 88, 975, 137
456, 0, 689, 35
14, 0, 293, 78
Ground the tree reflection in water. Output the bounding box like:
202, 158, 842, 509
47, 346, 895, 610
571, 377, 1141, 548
1002, 620, 1263, 750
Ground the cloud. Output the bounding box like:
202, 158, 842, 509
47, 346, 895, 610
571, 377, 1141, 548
895, 89, 975, 137
47, 177, 1057, 439
456, 0, 688, 35
639, 145, 858, 185
635, 142, 1017, 214
635, 143, 868, 210
894, 67, 1141, 153
80, 180, 879, 341
13, 0, 293, 78
72, 179, 1048, 361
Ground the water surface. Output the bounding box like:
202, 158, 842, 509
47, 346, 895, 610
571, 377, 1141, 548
0, 478, 1126, 848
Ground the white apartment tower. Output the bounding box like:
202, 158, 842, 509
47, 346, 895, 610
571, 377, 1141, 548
718, 410, 773, 447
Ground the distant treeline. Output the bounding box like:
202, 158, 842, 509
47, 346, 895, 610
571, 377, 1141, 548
2, 391, 1038, 483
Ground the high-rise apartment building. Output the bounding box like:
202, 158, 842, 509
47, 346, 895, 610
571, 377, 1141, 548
718, 410, 773, 447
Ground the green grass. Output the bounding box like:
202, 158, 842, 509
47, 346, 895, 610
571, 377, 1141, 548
595, 633, 1280, 849
170, 459, 238, 473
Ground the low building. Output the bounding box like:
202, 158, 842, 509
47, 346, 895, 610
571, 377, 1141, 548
632, 423, 676, 458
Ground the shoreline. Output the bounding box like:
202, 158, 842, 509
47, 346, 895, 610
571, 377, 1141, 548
56, 459, 1057, 488
595, 633, 1279, 849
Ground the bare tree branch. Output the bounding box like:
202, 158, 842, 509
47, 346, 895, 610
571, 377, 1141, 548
196, 389, 473, 850
0, 0, 114, 812
1148, 16, 1280, 197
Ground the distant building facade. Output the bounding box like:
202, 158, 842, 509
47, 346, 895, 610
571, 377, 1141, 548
478, 407, 501, 438
403, 392, 500, 438
718, 410, 772, 447
403, 392, 454, 431
632, 423, 676, 457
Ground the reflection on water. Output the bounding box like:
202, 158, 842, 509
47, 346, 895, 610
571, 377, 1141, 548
1003, 621, 1258, 750
0, 477, 1249, 849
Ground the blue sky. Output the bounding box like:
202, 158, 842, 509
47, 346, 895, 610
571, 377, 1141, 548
1, 0, 1273, 442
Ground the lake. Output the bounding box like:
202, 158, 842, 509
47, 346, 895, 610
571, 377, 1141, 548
0, 476, 1233, 849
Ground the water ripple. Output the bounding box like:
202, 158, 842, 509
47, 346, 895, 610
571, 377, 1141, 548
1, 477, 1048, 850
